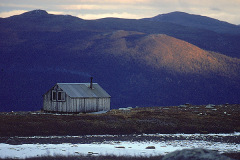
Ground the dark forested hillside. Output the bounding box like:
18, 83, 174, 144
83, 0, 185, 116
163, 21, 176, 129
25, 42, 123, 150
0, 10, 240, 111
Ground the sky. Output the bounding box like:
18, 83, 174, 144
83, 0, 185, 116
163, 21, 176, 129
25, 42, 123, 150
0, 0, 240, 25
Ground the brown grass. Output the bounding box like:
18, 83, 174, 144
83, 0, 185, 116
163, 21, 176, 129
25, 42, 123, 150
0, 104, 239, 137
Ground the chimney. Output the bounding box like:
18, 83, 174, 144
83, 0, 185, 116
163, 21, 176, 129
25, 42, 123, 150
90, 77, 93, 89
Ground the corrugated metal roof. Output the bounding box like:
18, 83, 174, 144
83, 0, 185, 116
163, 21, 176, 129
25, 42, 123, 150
57, 83, 111, 98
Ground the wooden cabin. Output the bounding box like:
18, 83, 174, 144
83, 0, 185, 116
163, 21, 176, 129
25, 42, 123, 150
43, 80, 111, 113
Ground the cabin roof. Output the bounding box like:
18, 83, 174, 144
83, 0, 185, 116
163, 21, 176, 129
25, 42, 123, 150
56, 83, 111, 98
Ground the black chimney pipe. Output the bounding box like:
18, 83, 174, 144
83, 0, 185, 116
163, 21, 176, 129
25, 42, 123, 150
90, 77, 93, 89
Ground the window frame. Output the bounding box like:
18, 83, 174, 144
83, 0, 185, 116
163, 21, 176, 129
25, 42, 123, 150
57, 91, 66, 102
52, 90, 65, 102
52, 91, 57, 101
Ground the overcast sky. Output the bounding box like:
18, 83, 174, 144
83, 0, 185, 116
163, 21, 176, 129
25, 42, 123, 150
0, 0, 240, 25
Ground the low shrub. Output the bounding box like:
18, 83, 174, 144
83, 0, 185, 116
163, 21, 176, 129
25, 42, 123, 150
0, 154, 164, 160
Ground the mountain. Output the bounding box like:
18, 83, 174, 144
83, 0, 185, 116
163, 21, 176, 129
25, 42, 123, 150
2, 10, 240, 59
2, 10, 240, 58
143, 11, 240, 35
89, 31, 240, 77
0, 10, 240, 112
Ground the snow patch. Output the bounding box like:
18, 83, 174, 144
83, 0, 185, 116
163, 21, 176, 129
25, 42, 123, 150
0, 139, 239, 159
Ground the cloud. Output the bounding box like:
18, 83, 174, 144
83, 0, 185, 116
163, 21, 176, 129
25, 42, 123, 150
57, 4, 108, 10
207, 12, 240, 25
77, 12, 143, 20
48, 11, 65, 15
210, 8, 221, 11
0, 10, 27, 18
0, 3, 38, 8
57, 4, 153, 11
58, 0, 152, 4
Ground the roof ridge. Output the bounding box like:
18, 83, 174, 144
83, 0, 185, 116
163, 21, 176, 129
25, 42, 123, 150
55, 83, 110, 98
57, 83, 98, 84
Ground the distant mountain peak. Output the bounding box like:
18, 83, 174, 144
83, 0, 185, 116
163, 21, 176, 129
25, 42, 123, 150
161, 11, 188, 15
150, 11, 217, 22
20, 10, 48, 17
143, 11, 240, 34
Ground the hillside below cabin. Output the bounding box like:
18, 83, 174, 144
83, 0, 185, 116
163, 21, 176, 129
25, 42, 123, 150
43, 81, 111, 113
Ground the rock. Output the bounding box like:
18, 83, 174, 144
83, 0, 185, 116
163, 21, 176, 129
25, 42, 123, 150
146, 146, 155, 149
162, 148, 233, 160
206, 104, 215, 109
115, 146, 125, 148
5, 137, 22, 145
178, 105, 187, 108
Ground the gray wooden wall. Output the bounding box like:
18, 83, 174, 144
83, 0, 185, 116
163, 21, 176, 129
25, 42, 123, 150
43, 89, 110, 113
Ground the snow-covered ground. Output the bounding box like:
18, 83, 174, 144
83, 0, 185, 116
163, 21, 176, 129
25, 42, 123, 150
0, 133, 240, 159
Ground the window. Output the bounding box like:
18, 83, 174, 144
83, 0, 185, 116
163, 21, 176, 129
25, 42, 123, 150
58, 91, 65, 101
52, 91, 57, 101
52, 91, 65, 101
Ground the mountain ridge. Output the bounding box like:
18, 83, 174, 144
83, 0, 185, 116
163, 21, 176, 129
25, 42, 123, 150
2, 10, 240, 58
143, 11, 240, 34
0, 10, 240, 111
